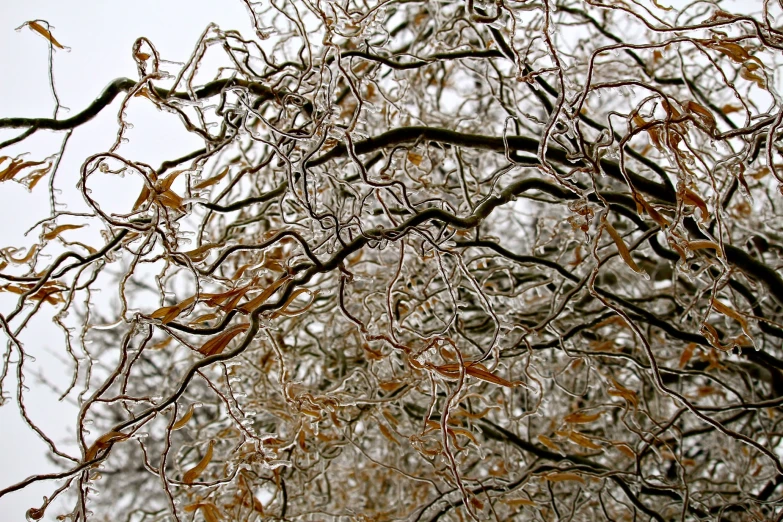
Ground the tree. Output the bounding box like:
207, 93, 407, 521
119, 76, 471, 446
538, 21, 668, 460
1, 1, 783, 520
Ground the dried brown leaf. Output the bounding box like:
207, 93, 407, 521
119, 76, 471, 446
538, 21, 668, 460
172, 404, 195, 431
545, 472, 585, 483
194, 167, 229, 190
85, 431, 130, 462
198, 324, 249, 357
24, 21, 65, 49
603, 220, 644, 274
183, 440, 214, 484
42, 224, 85, 241
563, 411, 602, 424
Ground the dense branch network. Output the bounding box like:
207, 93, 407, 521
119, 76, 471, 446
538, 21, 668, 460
1, 1, 783, 521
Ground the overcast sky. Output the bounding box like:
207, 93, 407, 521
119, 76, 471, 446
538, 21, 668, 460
0, 2, 252, 519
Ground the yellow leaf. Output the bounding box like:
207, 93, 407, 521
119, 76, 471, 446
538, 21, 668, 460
563, 411, 602, 424
652, 0, 672, 10
183, 440, 214, 484
172, 404, 195, 431
603, 220, 644, 275
24, 21, 65, 49
198, 324, 249, 357
42, 224, 85, 241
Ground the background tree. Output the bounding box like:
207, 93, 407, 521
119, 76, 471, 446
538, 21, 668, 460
1, 0, 783, 520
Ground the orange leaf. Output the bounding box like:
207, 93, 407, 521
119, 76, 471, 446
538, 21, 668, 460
24, 21, 65, 49
198, 324, 249, 357
183, 440, 214, 484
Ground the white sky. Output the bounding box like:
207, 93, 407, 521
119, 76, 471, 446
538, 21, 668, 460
0, 2, 251, 520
